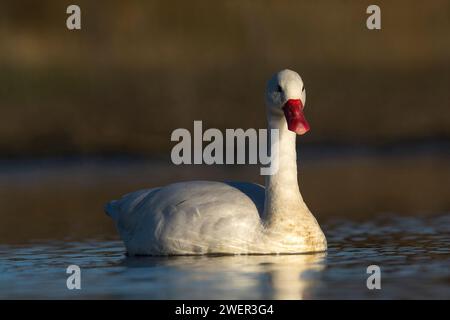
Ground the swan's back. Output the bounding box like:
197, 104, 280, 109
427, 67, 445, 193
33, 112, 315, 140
105, 181, 265, 255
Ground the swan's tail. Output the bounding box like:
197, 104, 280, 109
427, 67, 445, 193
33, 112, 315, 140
105, 188, 159, 224
104, 200, 120, 221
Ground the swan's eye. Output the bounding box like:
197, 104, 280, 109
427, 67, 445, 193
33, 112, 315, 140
302, 86, 305, 92
276, 85, 283, 93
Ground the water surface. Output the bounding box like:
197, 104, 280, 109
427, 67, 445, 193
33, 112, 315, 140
1, 214, 448, 299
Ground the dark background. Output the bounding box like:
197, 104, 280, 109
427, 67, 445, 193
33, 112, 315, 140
0, 0, 449, 242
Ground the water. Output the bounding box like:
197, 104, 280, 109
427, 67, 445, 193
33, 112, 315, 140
1, 214, 449, 299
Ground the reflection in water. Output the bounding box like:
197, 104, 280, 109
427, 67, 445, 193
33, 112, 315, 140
122, 253, 325, 300
0, 214, 449, 299
264, 254, 325, 299
266, 254, 325, 299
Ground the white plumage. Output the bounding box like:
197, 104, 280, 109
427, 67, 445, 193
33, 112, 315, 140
105, 69, 327, 255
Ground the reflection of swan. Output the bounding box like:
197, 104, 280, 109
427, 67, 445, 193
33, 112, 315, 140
105, 69, 327, 255
265, 254, 325, 299
121, 253, 326, 299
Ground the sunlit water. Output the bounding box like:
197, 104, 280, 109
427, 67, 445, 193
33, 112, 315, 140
1, 214, 449, 299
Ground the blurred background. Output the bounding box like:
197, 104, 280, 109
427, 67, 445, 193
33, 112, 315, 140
0, 0, 449, 243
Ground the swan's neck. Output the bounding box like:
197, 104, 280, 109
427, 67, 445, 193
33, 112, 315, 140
264, 115, 310, 230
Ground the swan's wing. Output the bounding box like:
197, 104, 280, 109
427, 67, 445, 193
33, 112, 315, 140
153, 181, 264, 250
105, 181, 266, 254
223, 181, 265, 217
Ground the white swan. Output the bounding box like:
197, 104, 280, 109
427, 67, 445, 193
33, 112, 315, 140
105, 69, 327, 255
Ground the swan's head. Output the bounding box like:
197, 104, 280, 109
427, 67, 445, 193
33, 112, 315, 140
265, 69, 309, 135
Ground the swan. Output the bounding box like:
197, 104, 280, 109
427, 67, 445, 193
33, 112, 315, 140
105, 69, 327, 255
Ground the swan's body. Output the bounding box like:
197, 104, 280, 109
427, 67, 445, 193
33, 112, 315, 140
106, 69, 327, 255
106, 181, 265, 255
